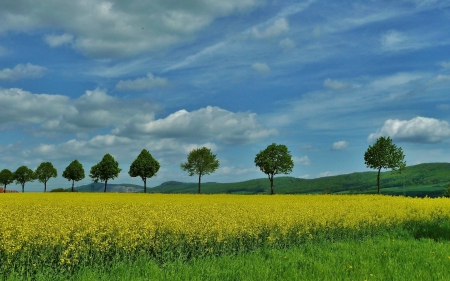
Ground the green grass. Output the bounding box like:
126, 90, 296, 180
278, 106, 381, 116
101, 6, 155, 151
5, 237, 450, 281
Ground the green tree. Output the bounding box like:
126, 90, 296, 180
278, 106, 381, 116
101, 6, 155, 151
443, 183, 450, 198
254, 143, 294, 195
13, 166, 35, 193
89, 154, 122, 192
62, 160, 85, 192
180, 147, 220, 194
364, 136, 406, 194
129, 149, 160, 193
35, 162, 58, 193
0, 169, 14, 193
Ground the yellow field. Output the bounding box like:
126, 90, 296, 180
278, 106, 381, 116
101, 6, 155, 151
1, 193, 449, 271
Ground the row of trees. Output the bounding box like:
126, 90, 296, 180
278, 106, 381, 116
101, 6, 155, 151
0, 144, 295, 194
0, 137, 405, 194
0, 149, 160, 193
0, 162, 57, 193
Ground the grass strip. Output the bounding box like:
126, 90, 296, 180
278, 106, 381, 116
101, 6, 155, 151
4, 236, 450, 281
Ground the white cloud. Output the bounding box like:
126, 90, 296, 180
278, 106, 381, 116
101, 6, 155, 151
252, 62, 270, 76
252, 18, 289, 39
0, 0, 263, 58
0, 88, 159, 133
369, 72, 423, 91
324, 78, 353, 91
380, 29, 428, 52
0, 88, 70, 127
0, 88, 274, 145
318, 171, 336, 178
112, 106, 277, 145
368, 116, 450, 143
332, 141, 349, 150
293, 156, 311, 166
25, 133, 219, 166
163, 42, 226, 73
439, 61, 450, 68
216, 166, 259, 176
380, 30, 408, 51
44, 33, 74, 47
279, 37, 296, 51
0, 63, 47, 80
116, 73, 168, 91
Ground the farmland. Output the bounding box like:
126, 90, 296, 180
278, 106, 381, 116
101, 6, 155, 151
1, 193, 450, 280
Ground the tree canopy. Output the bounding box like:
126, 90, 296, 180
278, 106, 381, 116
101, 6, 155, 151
364, 136, 406, 194
129, 149, 160, 193
35, 162, 58, 193
180, 147, 220, 194
89, 154, 122, 192
0, 169, 14, 193
254, 143, 294, 195
62, 159, 85, 192
13, 166, 35, 193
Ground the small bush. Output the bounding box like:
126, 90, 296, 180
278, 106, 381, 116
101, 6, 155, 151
50, 188, 78, 192
443, 183, 450, 198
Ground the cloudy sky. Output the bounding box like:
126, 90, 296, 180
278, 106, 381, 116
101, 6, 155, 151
1, 0, 450, 191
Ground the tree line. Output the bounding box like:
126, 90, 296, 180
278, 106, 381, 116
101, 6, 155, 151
0, 137, 406, 194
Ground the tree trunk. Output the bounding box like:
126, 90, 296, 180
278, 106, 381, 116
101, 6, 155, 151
4, 185, 6, 193
44, 182, 47, 193
270, 174, 274, 195
144, 178, 147, 193
71, 180, 75, 192
198, 174, 201, 194
104, 180, 108, 193
377, 167, 381, 194
22, 183, 25, 193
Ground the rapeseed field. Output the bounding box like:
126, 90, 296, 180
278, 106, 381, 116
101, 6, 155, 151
0, 193, 449, 275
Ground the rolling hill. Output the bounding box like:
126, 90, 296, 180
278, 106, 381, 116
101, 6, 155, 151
73, 163, 450, 197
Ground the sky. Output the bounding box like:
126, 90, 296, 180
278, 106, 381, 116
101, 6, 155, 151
1, 0, 450, 192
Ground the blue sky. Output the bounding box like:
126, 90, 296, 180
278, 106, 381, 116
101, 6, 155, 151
1, 0, 450, 191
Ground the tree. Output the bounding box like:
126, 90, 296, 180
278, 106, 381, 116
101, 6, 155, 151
364, 136, 406, 194
89, 154, 121, 192
129, 149, 160, 193
442, 183, 450, 198
180, 147, 220, 194
254, 143, 294, 195
62, 160, 85, 192
0, 169, 14, 193
35, 162, 58, 193
13, 166, 35, 193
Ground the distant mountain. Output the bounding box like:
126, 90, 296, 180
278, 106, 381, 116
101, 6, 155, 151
73, 163, 450, 197
75, 182, 143, 193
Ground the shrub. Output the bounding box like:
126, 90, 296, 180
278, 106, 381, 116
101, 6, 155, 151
50, 188, 77, 192
443, 183, 450, 198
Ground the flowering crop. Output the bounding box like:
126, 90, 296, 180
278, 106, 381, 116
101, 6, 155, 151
0, 193, 449, 273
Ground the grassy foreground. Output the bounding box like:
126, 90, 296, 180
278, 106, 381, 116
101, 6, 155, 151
4, 237, 450, 281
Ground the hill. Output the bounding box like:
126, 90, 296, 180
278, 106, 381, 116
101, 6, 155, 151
148, 163, 450, 197
73, 163, 450, 197
75, 183, 143, 193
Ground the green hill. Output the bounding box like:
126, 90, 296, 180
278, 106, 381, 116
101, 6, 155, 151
148, 163, 450, 197
75, 183, 143, 193
74, 163, 450, 197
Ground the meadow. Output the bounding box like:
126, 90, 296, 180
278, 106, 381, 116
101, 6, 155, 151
1, 193, 450, 280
